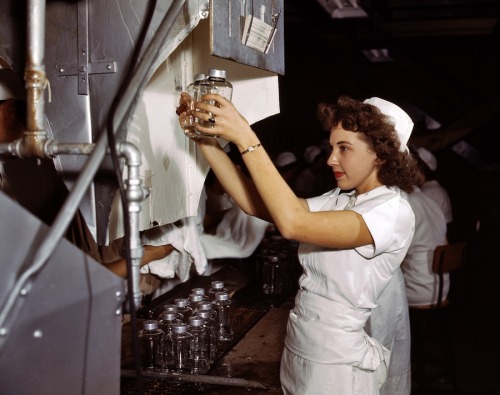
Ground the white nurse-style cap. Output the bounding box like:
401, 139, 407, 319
304, 145, 322, 164
416, 146, 438, 171
275, 151, 297, 168
363, 97, 413, 152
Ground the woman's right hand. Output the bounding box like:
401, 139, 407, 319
192, 93, 259, 151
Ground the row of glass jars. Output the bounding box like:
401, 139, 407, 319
138, 282, 234, 374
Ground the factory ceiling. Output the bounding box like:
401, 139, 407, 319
277, 0, 500, 154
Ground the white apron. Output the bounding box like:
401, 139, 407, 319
281, 290, 390, 395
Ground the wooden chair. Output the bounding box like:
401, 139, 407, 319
410, 242, 467, 394
433, 242, 467, 309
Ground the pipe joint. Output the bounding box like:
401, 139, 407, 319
19, 132, 49, 158
116, 142, 142, 166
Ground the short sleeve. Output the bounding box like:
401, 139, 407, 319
353, 194, 414, 259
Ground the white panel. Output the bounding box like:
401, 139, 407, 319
108, 17, 280, 241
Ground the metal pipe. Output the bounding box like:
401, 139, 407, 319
0, 140, 22, 157
120, 369, 277, 390
0, 0, 187, 335
23, 0, 48, 157
45, 141, 96, 156
46, 139, 148, 308
1, 138, 95, 157
116, 141, 147, 308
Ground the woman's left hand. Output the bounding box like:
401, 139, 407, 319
141, 244, 175, 267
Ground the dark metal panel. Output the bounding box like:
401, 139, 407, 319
42, 0, 176, 243
211, 0, 285, 75
44, 1, 98, 236
0, 191, 125, 394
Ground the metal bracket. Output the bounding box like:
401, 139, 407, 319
55, 0, 116, 95
199, 0, 210, 19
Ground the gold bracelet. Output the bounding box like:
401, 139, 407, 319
241, 143, 262, 155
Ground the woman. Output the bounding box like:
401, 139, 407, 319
179, 94, 420, 394
401, 150, 448, 307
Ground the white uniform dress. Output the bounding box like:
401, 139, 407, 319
365, 267, 411, 395
402, 188, 448, 306
280, 186, 415, 395
421, 180, 452, 224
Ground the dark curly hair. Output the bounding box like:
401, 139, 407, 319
317, 95, 423, 193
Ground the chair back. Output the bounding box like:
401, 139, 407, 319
432, 242, 467, 309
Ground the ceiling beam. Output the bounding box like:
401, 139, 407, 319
410, 96, 500, 150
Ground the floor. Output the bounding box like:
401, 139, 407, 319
414, 234, 499, 395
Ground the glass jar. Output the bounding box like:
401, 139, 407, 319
174, 298, 193, 323
138, 320, 163, 371
158, 303, 179, 320
207, 280, 228, 301
197, 301, 218, 323
157, 312, 180, 371
187, 316, 210, 374
213, 291, 234, 342
262, 254, 283, 295
188, 293, 204, 312
158, 312, 182, 335
171, 323, 193, 373
191, 287, 210, 301
196, 68, 233, 133
196, 310, 217, 364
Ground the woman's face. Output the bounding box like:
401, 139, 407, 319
327, 125, 382, 194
